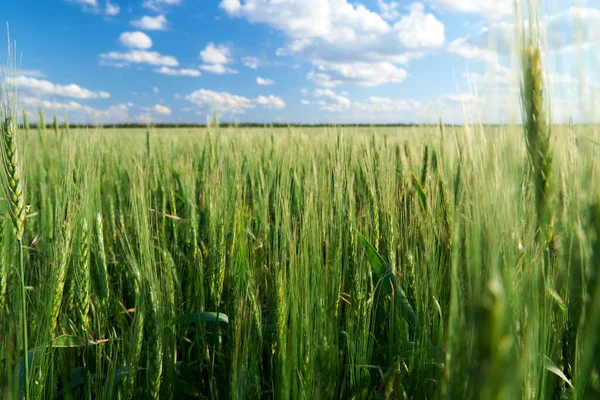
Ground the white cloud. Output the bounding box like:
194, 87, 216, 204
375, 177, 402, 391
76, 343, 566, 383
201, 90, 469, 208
199, 43, 238, 74
200, 43, 232, 64
302, 87, 425, 120
100, 60, 129, 68
448, 7, 600, 63
256, 95, 285, 109
394, 3, 445, 49
184, 89, 286, 114
429, 0, 513, 19
66, 0, 120, 16
313, 88, 350, 105
378, 0, 400, 20
445, 22, 514, 61
130, 15, 168, 31
307, 61, 407, 87
355, 96, 422, 113
21, 97, 130, 124
153, 104, 172, 115
143, 0, 181, 12
297, 92, 425, 123
544, 7, 600, 53
241, 56, 260, 69
220, 0, 241, 14
119, 31, 153, 49
14, 69, 46, 78
221, 0, 389, 39
311, 88, 351, 111
241, 56, 285, 69
256, 77, 274, 85
199, 64, 238, 74
106, 0, 120, 15
448, 35, 498, 61
185, 89, 254, 114
66, 0, 97, 6
220, 0, 444, 86
153, 86, 159, 93
99, 50, 178, 67
16, 76, 110, 99
154, 66, 202, 76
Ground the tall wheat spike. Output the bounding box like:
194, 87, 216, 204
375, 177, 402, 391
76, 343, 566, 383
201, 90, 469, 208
76, 219, 90, 332
53, 112, 59, 138
0, 218, 5, 312
0, 34, 29, 399
519, 16, 553, 244
95, 213, 110, 311
49, 221, 73, 337
22, 109, 29, 140
1, 117, 25, 240
37, 107, 45, 146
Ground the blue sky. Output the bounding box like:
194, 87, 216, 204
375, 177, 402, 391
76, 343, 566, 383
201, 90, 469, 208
0, 0, 596, 124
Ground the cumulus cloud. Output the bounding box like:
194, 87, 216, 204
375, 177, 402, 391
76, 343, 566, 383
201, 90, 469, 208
185, 89, 254, 114
220, 0, 445, 86
184, 89, 286, 114
16, 76, 110, 99
200, 42, 232, 64
199, 43, 238, 74
99, 50, 178, 67
153, 104, 172, 115
131, 15, 169, 31
119, 31, 153, 49
154, 66, 201, 76
394, 3, 445, 49
256, 77, 274, 85
256, 95, 285, 109
153, 86, 160, 93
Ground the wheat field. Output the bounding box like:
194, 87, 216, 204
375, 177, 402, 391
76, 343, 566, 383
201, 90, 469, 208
0, 118, 597, 399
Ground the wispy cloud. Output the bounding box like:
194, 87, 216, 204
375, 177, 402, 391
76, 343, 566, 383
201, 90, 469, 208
143, 0, 181, 12
99, 50, 178, 67
154, 66, 201, 77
